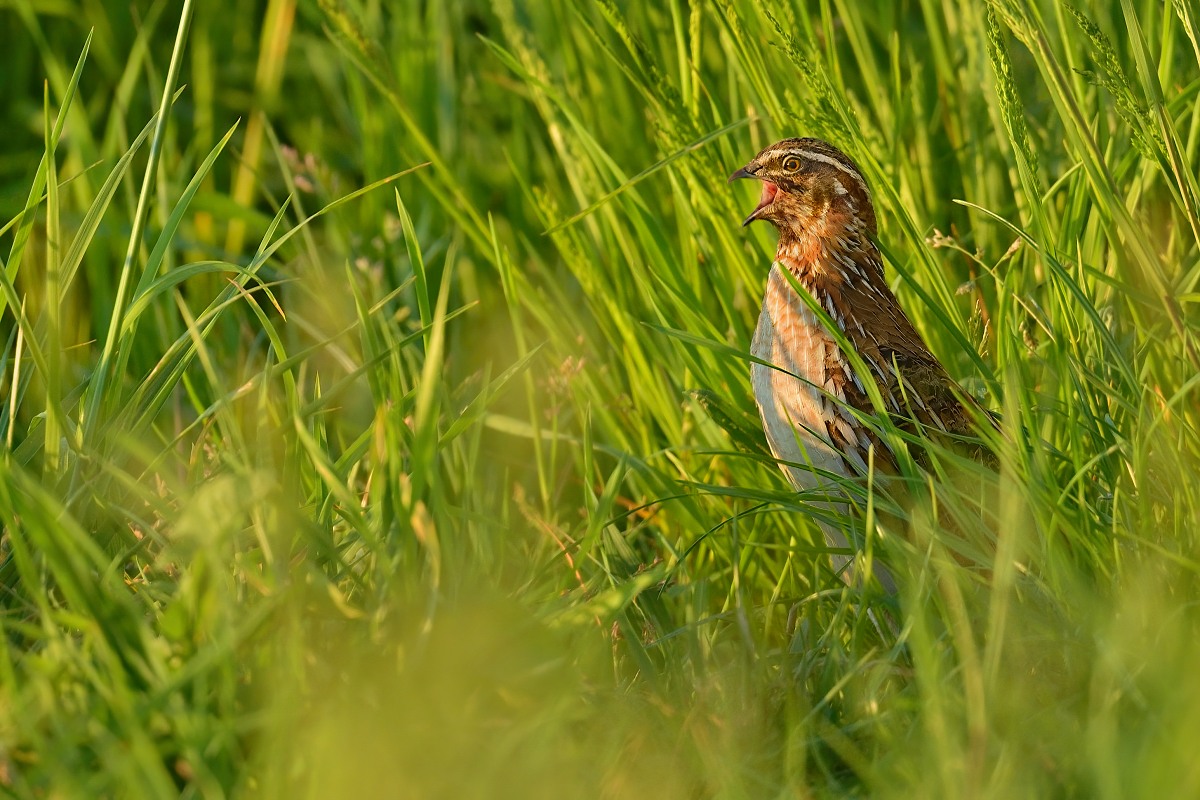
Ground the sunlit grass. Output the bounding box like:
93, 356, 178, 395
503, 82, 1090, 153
1, 0, 1199, 796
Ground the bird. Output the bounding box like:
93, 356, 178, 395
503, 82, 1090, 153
730, 137, 990, 590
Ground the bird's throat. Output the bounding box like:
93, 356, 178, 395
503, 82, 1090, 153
775, 232, 831, 278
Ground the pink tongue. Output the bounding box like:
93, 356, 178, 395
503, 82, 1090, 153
741, 180, 781, 226
759, 181, 779, 209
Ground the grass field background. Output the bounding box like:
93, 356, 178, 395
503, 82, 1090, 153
2, 0, 1200, 796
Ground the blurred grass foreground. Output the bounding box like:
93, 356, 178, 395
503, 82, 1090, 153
2, 0, 1200, 796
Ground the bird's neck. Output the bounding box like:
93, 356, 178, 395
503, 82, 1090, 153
773, 215, 888, 306
775, 232, 829, 279
775, 216, 857, 280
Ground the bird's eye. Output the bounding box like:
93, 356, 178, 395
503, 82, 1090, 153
782, 155, 802, 172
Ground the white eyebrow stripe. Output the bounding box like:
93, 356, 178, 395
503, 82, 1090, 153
762, 144, 793, 161
793, 149, 868, 190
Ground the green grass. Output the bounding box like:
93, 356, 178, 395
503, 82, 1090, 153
2, 0, 1199, 796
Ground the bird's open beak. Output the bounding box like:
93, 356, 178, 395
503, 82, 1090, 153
729, 164, 779, 227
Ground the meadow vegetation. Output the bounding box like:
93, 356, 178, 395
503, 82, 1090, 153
2, 0, 1199, 796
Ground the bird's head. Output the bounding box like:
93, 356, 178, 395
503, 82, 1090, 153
729, 138, 876, 238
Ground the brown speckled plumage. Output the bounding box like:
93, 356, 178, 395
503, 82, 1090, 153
732, 137, 986, 588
